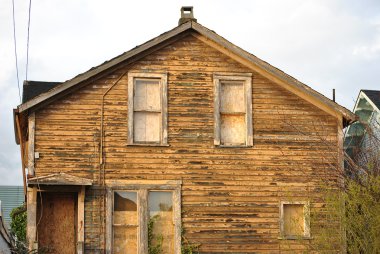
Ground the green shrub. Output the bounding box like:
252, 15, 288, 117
10, 204, 26, 243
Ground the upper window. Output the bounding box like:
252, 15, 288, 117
214, 74, 253, 147
280, 201, 310, 239
128, 73, 168, 145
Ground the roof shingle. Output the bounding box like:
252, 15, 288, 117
22, 81, 62, 103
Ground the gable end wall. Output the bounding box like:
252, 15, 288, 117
33, 34, 340, 252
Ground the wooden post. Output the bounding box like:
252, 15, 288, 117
27, 113, 37, 250
28, 112, 35, 176
337, 118, 346, 253
27, 186, 37, 251
77, 186, 85, 254
138, 189, 148, 254
173, 187, 182, 254
105, 188, 113, 254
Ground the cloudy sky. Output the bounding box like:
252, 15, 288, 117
0, 0, 379, 185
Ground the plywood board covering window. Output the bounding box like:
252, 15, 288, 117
214, 74, 252, 147
113, 191, 138, 254
280, 201, 310, 239
128, 73, 168, 145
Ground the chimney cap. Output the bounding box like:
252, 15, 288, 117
179, 6, 197, 25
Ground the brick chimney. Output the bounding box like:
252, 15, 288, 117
178, 6, 197, 25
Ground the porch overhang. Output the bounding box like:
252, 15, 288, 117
28, 172, 93, 186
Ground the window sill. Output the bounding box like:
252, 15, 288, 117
278, 236, 313, 240
127, 143, 170, 147
216, 145, 253, 148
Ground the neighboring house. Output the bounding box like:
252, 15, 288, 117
13, 7, 355, 253
344, 90, 380, 170
0, 201, 12, 254
0, 186, 24, 229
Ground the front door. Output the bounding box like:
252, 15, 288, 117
37, 192, 77, 254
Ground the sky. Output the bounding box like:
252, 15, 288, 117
0, 0, 379, 185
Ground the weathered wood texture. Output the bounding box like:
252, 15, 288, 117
77, 186, 85, 254
27, 187, 37, 250
28, 112, 35, 176
37, 192, 77, 254
33, 34, 339, 253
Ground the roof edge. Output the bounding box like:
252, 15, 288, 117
190, 22, 356, 124
17, 21, 193, 113
16, 20, 355, 125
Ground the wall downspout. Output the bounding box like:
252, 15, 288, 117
99, 70, 128, 251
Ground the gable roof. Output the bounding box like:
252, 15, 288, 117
16, 21, 356, 126
361, 90, 380, 110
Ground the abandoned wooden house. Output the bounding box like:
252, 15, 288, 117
14, 7, 356, 254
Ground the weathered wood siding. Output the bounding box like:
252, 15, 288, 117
34, 34, 339, 253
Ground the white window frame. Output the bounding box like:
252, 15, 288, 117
128, 72, 168, 146
213, 73, 253, 147
106, 180, 182, 254
279, 201, 311, 239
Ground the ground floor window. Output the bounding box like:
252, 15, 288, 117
113, 191, 138, 253
279, 201, 310, 239
148, 191, 175, 253
107, 181, 181, 254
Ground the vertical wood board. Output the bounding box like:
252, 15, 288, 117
220, 81, 245, 113
28, 112, 35, 176
134, 79, 161, 111
220, 114, 246, 145
37, 192, 77, 254
27, 187, 37, 251
134, 112, 161, 142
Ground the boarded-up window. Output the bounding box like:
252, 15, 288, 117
220, 82, 246, 145
214, 74, 252, 146
134, 79, 161, 142
148, 192, 174, 253
113, 191, 138, 254
109, 183, 181, 254
280, 202, 310, 238
128, 73, 167, 145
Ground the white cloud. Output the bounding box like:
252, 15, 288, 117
352, 23, 380, 60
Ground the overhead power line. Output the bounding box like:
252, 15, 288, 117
25, 0, 32, 81
12, 0, 21, 103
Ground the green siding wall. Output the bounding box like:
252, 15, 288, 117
0, 186, 24, 228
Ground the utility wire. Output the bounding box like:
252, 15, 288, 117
25, 0, 32, 81
12, 0, 21, 103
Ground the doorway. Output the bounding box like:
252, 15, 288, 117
37, 192, 77, 253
